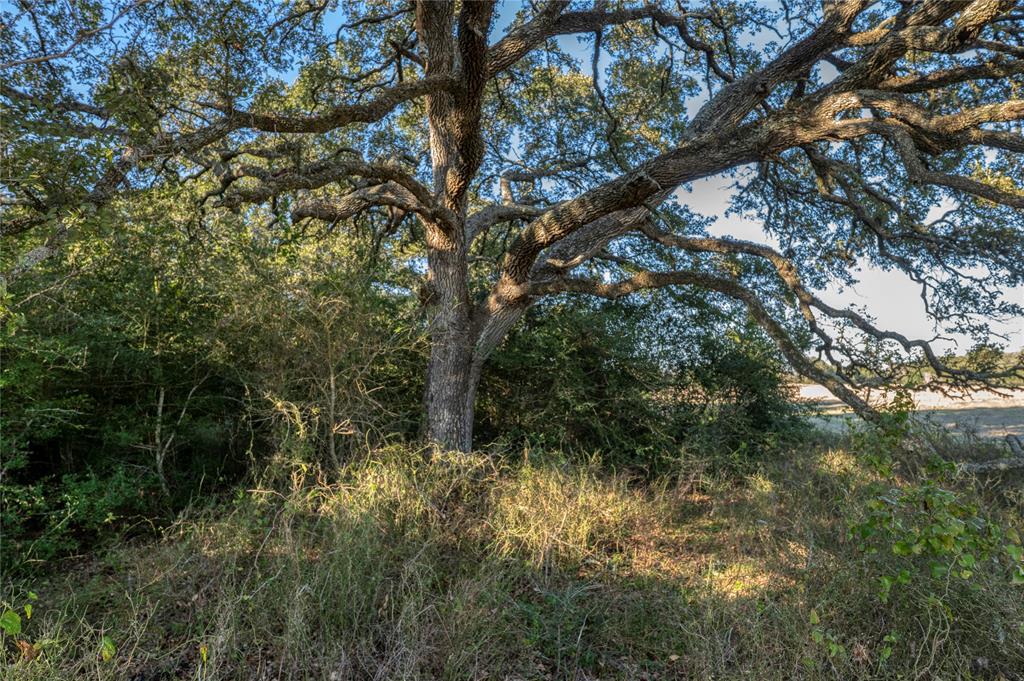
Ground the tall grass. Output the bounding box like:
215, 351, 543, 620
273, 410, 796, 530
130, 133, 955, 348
2, 437, 1022, 680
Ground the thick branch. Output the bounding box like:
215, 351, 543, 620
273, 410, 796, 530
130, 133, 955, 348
290, 183, 422, 222
465, 203, 546, 238
201, 76, 455, 134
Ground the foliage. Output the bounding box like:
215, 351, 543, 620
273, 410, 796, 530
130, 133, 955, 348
1, 222, 242, 574
853, 473, 1024, 600
0, 204, 426, 574
0, 460, 160, 573
0, 181, 804, 575
210, 235, 427, 464
669, 326, 802, 465
847, 400, 1024, 604
3, 0, 1022, 455
476, 301, 673, 462
478, 300, 802, 471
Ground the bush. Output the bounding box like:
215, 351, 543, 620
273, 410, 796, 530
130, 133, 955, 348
0, 214, 425, 574
669, 327, 803, 465
1, 238, 243, 575
846, 400, 1024, 604
476, 301, 676, 465
478, 303, 802, 471
1, 463, 161, 572
213, 250, 426, 465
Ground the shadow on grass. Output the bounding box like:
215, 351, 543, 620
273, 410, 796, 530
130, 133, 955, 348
3, 442, 1023, 680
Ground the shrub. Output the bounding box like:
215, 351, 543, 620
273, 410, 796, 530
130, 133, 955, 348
668, 327, 803, 464
478, 302, 802, 472
476, 301, 675, 465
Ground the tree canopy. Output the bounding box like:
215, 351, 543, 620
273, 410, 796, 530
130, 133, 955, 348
3, 0, 1023, 451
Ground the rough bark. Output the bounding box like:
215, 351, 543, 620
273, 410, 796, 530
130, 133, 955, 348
417, 0, 495, 451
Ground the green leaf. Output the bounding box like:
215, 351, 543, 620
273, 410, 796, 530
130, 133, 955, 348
809, 609, 820, 625
1012, 565, 1024, 585
27, 592, 38, 601
23, 604, 32, 620
878, 575, 893, 603
1006, 543, 1023, 563
0, 609, 22, 635
100, 635, 116, 662
892, 541, 913, 556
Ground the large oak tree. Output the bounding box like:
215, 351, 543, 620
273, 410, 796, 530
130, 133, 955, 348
3, 0, 1023, 451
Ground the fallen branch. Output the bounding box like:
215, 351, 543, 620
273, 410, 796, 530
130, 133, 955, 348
959, 435, 1024, 473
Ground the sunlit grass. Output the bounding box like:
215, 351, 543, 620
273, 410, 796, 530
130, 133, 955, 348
3, 436, 1022, 680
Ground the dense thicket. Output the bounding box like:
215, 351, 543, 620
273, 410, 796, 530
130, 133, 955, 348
1, 212, 800, 573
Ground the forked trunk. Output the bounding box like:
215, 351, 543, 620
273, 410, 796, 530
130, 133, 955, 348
416, 0, 497, 452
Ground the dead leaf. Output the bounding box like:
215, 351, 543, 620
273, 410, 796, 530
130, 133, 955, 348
15, 639, 40, 662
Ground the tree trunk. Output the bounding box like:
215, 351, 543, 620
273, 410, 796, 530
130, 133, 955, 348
424, 268, 530, 452
425, 332, 475, 452
423, 233, 476, 452
416, 0, 497, 453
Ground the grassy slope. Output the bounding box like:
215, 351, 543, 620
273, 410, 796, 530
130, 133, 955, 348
3, 436, 1023, 680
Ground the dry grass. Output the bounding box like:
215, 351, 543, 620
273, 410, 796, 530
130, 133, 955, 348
489, 461, 659, 572
2, 438, 1023, 680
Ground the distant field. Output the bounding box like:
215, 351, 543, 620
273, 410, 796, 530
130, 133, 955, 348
797, 384, 1024, 438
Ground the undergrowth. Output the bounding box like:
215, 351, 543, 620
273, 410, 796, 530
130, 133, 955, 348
2, 434, 1022, 680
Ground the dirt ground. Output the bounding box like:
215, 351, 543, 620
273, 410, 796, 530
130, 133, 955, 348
797, 384, 1024, 438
